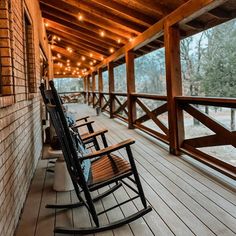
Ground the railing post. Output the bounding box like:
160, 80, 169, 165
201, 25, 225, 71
98, 68, 103, 108
126, 50, 136, 129
108, 61, 115, 118
92, 72, 96, 107
164, 24, 184, 155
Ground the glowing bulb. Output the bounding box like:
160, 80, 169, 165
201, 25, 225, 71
100, 31, 105, 37
57, 53, 61, 58
51, 45, 54, 49
53, 35, 57, 40
63, 72, 66, 75
67, 59, 70, 63
89, 61, 93, 66
100, 56, 104, 60
129, 37, 134, 42
109, 48, 114, 53
56, 72, 59, 74
93, 59, 97, 63
117, 38, 121, 44
78, 13, 83, 21
77, 62, 81, 66
81, 56, 85, 61
89, 53, 93, 57
57, 37, 61, 41
45, 23, 48, 27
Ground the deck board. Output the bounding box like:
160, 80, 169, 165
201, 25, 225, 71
15, 104, 236, 236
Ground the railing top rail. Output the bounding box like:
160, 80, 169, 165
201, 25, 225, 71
175, 96, 236, 108
58, 91, 83, 94
111, 92, 127, 96
131, 93, 167, 100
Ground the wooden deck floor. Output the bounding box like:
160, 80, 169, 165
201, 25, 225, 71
15, 104, 236, 236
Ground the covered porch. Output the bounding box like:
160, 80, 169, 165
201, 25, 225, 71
15, 104, 236, 236
0, 0, 236, 235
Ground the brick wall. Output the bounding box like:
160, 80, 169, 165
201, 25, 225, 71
0, 0, 51, 235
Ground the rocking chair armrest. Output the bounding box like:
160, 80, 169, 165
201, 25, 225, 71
73, 121, 95, 129
81, 129, 108, 141
81, 138, 135, 160
76, 116, 90, 122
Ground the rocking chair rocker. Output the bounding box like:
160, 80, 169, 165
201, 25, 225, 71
44, 80, 152, 234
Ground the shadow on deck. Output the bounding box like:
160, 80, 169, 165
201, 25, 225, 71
15, 104, 236, 236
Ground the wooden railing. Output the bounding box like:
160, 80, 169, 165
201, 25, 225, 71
132, 93, 169, 143
85, 91, 236, 179
176, 96, 236, 179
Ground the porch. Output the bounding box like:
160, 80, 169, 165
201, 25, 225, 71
15, 104, 236, 236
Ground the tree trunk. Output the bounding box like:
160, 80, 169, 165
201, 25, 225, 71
231, 108, 235, 130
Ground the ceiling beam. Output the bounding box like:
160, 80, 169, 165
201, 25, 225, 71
40, 0, 140, 38
46, 25, 110, 56
42, 12, 119, 48
90, 0, 227, 73
40, 1, 129, 42
52, 45, 92, 68
44, 0, 146, 34
125, 0, 170, 16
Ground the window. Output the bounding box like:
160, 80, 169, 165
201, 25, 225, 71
23, 12, 36, 94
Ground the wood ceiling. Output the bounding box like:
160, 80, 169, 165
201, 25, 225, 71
39, 0, 236, 78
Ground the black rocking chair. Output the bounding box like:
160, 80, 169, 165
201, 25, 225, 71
44, 80, 152, 234
39, 82, 108, 151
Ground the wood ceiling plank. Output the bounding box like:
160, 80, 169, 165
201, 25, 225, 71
119, 0, 170, 17
89, 0, 157, 27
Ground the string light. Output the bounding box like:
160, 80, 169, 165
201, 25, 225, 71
109, 48, 114, 53
81, 56, 86, 61
56, 72, 59, 74
57, 37, 61, 41
53, 35, 57, 40
117, 38, 121, 44
67, 59, 70, 63
89, 61, 93, 66
100, 31, 105, 37
51, 45, 54, 49
89, 53, 93, 57
78, 13, 83, 21
57, 53, 61, 58
63, 72, 66, 75
45, 22, 48, 27
77, 62, 81, 66
93, 59, 97, 63
100, 56, 104, 60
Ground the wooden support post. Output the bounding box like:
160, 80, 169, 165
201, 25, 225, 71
98, 68, 103, 108
91, 72, 96, 107
83, 76, 87, 103
108, 62, 115, 118
164, 24, 184, 155
87, 75, 91, 105
126, 50, 136, 129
